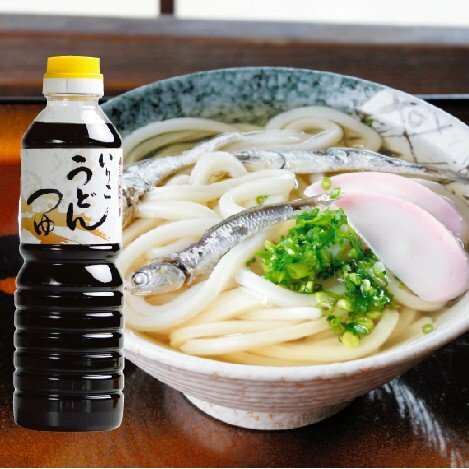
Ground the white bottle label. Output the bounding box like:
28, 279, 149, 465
20, 148, 122, 244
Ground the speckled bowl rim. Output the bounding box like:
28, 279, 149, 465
103, 66, 469, 133
104, 67, 469, 382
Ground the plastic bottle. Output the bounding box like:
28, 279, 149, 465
14, 56, 124, 431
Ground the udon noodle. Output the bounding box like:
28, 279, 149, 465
119, 106, 460, 366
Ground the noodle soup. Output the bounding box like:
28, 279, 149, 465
118, 106, 468, 366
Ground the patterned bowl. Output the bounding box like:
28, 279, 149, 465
102, 68, 469, 430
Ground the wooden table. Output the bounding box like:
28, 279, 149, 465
0, 99, 467, 468
1, 14, 469, 96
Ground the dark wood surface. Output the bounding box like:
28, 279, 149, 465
160, 0, 175, 15
1, 15, 469, 96
0, 101, 468, 467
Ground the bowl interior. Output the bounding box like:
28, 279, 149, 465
103, 67, 469, 377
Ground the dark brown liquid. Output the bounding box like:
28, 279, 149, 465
14, 121, 124, 431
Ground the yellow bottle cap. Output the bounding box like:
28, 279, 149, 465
44, 56, 103, 79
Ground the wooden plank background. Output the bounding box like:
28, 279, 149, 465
0, 14, 468, 96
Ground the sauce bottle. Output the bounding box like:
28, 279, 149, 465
14, 56, 123, 431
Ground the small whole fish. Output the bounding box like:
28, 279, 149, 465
122, 132, 243, 227
121, 129, 319, 227
125, 193, 334, 295
122, 144, 467, 227
234, 148, 468, 182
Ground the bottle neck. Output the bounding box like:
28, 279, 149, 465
37, 94, 108, 125
46, 94, 101, 104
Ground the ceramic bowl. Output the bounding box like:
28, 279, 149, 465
102, 68, 469, 430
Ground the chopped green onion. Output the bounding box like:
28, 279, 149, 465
422, 323, 434, 334
373, 261, 386, 273
246, 257, 256, 267
356, 316, 374, 330
316, 291, 336, 311
368, 310, 382, 320
286, 263, 310, 279
251, 208, 393, 345
336, 299, 352, 311
326, 314, 342, 332
330, 187, 341, 200
321, 177, 332, 191
342, 331, 360, 348
347, 248, 358, 260
256, 194, 269, 205
264, 240, 276, 251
